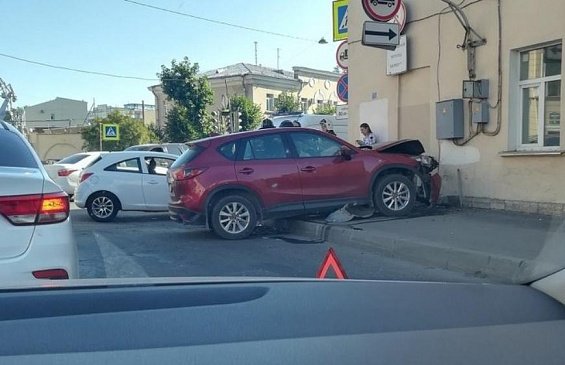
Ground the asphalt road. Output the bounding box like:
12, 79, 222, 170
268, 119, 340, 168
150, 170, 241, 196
71, 205, 484, 283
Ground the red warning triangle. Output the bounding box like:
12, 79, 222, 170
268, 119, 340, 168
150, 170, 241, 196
316, 248, 348, 279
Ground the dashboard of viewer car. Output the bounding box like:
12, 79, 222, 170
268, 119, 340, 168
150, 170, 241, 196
1, 278, 565, 364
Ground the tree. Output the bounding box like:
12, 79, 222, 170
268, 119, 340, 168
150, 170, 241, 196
314, 103, 337, 115
159, 57, 213, 142
274, 91, 300, 114
229, 95, 262, 131
148, 124, 166, 143
81, 111, 155, 151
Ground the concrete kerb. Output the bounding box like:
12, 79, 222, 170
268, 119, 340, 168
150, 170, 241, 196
288, 219, 529, 283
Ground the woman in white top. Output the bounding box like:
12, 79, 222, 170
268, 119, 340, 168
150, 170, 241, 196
358, 123, 377, 147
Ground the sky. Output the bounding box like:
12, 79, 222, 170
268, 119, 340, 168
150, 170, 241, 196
0, 0, 336, 109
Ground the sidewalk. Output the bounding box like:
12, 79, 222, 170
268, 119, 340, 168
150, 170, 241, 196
289, 207, 565, 283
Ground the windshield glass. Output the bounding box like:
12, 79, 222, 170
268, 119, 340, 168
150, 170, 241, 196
57, 153, 90, 165
2, 0, 565, 295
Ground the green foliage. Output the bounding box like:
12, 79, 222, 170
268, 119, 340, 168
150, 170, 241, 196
159, 57, 213, 142
229, 95, 262, 131
81, 111, 154, 151
314, 103, 337, 115
274, 91, 300, 114
148, 124, 166, 143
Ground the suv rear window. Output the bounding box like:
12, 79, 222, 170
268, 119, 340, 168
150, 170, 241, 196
171, 145, 204, 168
0, 130, 38, 168
57, 153, 89, 165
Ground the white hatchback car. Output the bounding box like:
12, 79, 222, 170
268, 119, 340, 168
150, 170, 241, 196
0, 121, 78, 281
75, 151, 178, 222
44, 152, 106, 197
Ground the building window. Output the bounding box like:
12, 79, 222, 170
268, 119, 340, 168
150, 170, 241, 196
518, 44, 561, 148
301, 98, 309, 112
266, 94, 275, 112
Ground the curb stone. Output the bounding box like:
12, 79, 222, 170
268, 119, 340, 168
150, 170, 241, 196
288, 220, 550, 283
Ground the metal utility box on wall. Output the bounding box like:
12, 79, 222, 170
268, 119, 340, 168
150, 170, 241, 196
436, 99, 464, 139
472, 100, 489, 124
462, 79, 489, 99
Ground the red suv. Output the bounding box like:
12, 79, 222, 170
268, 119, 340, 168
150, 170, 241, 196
168, 128, 440, 239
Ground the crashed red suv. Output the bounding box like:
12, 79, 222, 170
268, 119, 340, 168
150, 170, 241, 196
168, 128, 440, 239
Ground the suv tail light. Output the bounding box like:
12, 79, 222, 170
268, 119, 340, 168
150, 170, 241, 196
0, 192, 69, 225
57, 169, 77, 177
80, 172, 94, 183
173, 168, 207, 181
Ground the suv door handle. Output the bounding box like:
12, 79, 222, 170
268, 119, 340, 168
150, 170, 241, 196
147, 180, 159, 185
300, 166, 316, 172
238, 168, 254, 175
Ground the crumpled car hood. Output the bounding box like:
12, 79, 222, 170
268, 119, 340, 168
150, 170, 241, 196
371, 139, 426, 156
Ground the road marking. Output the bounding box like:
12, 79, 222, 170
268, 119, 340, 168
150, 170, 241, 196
93, 232, 148, 278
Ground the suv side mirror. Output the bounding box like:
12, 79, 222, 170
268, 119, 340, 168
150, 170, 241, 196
340, 147, 353, 161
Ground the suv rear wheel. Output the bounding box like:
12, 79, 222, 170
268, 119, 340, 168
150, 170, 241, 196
210, 195, 257, 240
374, 174, 416, 217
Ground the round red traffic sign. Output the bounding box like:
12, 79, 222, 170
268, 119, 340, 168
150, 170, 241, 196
335, 41, 349, 70
362, 0, 402, 22
337, 74, 348, 103
387, 2, 407, 34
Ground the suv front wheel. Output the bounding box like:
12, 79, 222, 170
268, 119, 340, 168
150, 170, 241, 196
210, 195, 257, 240
374, 174, 416, 217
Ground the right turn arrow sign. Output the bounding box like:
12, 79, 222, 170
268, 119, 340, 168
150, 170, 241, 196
362, 21, 400, 49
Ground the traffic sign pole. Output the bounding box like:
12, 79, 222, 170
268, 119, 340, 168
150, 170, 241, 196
99, 123, 103, 151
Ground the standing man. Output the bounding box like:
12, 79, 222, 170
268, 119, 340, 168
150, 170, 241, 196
320, 119, 336, 136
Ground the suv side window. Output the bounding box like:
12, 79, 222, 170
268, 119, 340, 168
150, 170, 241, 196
104, 158, 141, 173
218, 141, 237, 161
242, 134, 288, 160
290, 132, 341, 158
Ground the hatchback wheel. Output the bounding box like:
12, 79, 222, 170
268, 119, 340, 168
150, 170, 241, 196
211, 195, 257, 240
374, 174, 416, 217
87, 192, 119, 222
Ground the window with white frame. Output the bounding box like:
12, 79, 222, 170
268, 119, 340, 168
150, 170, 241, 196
266, 94, 275, 112
519, 44, 561, 148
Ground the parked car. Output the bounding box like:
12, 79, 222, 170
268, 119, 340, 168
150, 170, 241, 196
0, 120, 78, 281
75, 151, 178, 222
44, 152, 107, 197
168, 128, 440, 239
124, 143, 187, 156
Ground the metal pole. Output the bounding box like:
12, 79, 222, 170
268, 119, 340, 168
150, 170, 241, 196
254, 41, 258, 65
99, 122, 103, 151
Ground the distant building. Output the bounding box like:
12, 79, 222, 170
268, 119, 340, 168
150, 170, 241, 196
88, 102, 156, 126
24, 97, 88, 129
149, 63, 341, 128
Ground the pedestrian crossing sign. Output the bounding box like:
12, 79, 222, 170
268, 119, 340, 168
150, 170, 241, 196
102, 124, 120, 141
333, 0, 348, 42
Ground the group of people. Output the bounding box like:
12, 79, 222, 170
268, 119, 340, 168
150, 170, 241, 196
260, 117, 377, 148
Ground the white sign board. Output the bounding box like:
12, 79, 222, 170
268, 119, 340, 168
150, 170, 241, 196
336, 105, 348, 120
362, 21, 399, 49
387, 35, 407, 75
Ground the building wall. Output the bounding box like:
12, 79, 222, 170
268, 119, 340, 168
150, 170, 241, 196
349, 0, 565, 212
28, 131, 83, 162
25, 98, 88, 127
296, 76, 340, 114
